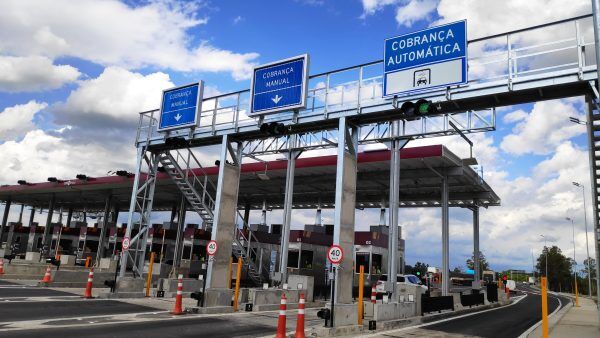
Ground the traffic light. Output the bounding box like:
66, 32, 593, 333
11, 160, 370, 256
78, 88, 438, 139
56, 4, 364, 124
416, 271, 421, 276
502, 275, 507, 283
397, 99, 436, 119
260, 122, 287, 136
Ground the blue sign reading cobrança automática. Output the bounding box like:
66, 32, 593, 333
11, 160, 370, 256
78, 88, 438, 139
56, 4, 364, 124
251, 55, 309, 115
158, 82, 203, 131
383, 20, 467, 96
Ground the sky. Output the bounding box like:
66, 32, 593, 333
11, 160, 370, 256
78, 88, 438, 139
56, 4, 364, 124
0, 0, 596, 273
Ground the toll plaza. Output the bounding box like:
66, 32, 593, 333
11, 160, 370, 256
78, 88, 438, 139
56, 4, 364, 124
0, 12, 599, 337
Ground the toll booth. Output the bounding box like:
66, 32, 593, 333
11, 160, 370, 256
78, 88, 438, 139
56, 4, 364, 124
49, 222, 63, 256
354, 225, 405, 290
4, 222, 22, 255
26, 223, 41, 253
108, 227, 118, 257
288, 225, 333, 298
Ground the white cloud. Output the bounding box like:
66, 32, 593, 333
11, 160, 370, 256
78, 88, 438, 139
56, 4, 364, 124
395, 0, 438, 27
0, 129, 135, 185
502, 109, 528, 124
0, 101, 47, 141
53, 67, 174, 129
361, 0, 399, 16
434, 0, 590, 39
0, 56, 80, 92
0, 0, 258, 80
501, 99, 587, 156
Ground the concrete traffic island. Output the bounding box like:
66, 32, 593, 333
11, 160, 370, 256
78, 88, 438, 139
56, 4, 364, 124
97, 276, 146, 299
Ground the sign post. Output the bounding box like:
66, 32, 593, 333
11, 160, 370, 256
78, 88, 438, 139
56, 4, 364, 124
206, 240, 218, 257
250, 55, 309, 115
158, 82, 204, 131
383, 20, 467, 97
326, 245, 343, 328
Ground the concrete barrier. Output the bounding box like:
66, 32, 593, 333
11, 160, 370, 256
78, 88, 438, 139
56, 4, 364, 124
374, 302, 418, 321
39, 270, 116, 287
159, 277, 203, 297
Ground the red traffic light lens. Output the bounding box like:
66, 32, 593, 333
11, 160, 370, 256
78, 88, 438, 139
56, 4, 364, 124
502, 276, 507, 281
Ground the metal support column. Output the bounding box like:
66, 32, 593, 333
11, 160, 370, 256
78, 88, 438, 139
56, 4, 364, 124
66, 208, 73, 228
120, 149, 159, 278
280, 134, 300, 283
42, 194, 55, 250
171, 196, 186, 275
441, 176, 450, 296
0, 199, 11, 248
585, 96, 600, 314
387, 124, 408, 300
261, 200, 267, 225
205, 134, 242, 293
333, 116, 358, 307
96, 195, 112, 264
17, 204, 24, 224
473, 207, 480, 281
26, 207, 35, 252
243, 203, 251, 229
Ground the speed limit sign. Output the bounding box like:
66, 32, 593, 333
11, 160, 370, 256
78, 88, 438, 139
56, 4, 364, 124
122, 236, 131, 251
327, 245, 343, 265
206, 240, 218, 256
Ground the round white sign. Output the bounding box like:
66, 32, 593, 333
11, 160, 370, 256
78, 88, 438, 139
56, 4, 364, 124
122, 236, 131, 251
327, 245, 344, 264
206, 240, 218, 256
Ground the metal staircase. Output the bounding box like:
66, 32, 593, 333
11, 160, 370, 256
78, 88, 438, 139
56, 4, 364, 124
157, 148, 268, 285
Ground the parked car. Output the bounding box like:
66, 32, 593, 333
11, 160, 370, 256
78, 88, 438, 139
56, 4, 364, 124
375, 274, 428, 293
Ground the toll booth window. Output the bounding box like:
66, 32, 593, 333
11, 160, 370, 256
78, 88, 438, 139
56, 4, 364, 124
372, 254, 383, 275
287, 250, 299, 268
355, 252, 370, 273
300, 250, 313, 269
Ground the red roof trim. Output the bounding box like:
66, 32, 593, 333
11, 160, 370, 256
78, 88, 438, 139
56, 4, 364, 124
0, 145, 443, 193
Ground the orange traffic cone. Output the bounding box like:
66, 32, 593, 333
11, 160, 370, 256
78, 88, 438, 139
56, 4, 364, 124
41, 265, 52, 283
171, 274, 184, 315
0, 259, 4, 275
371, 285, 377, 304
276, 293, 287, 338
295, 293, 306, 338
84, 268, 94, 299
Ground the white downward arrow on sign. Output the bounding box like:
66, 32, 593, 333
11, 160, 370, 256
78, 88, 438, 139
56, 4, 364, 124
174, 113, 182, 121
271, 95, 282, 104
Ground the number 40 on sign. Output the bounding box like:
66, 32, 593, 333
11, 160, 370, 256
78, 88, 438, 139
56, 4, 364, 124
327, 245, 343, 265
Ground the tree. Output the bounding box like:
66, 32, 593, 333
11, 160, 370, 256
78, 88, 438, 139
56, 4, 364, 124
536, 245, 574, 292
405, 261, 429, 277
452, 265, 464, 273
466, 251, 490, 272
580, 258, 597, 296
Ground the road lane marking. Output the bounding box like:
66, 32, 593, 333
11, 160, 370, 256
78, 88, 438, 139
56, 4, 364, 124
360, 294, 529, 337
517, 292, 563, 338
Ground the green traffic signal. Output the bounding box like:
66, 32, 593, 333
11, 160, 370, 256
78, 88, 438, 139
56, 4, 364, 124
416, 271, 421, 276
415, 99, 432, 115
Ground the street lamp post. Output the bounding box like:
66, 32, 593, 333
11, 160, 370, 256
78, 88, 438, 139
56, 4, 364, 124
573, 181, 594, 298
567, 217, 578, 294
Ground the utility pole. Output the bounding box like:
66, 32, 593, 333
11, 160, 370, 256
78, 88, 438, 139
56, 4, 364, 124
573, 182, 593, 298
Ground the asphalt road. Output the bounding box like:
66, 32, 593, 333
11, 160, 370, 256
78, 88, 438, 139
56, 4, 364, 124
376, 284, 570, 338
0, 299, 159, 322
0, 286, 76, 298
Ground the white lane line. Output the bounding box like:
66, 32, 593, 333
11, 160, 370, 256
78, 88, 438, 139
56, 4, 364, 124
360, 294, 529, 338
517, 292, 563, 338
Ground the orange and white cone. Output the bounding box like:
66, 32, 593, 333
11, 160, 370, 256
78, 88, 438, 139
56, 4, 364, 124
84, 268, 94, 299
295, 293, 306, 338
275, 293, 287, 338
371, 285, 377, 304
0, 259, 4, 275
171, 274, 184, 315
41, 265, 52, 283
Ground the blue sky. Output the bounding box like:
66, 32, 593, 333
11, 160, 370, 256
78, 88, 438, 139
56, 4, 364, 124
0, 0, 596, 273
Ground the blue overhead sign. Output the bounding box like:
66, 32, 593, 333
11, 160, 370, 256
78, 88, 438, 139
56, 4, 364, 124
158, 82, 203, 131
383, 20, 467, 97
250, 54, 309, 115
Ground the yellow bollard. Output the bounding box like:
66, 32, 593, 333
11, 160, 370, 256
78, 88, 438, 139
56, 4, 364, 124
358, 265, 364, 325
227, 257, 233, 289
541, 277, 549, 338
85, 256, 91, 268
574, 277, 579, 307
233, 257, 242, 311
145, 252, 155, 297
